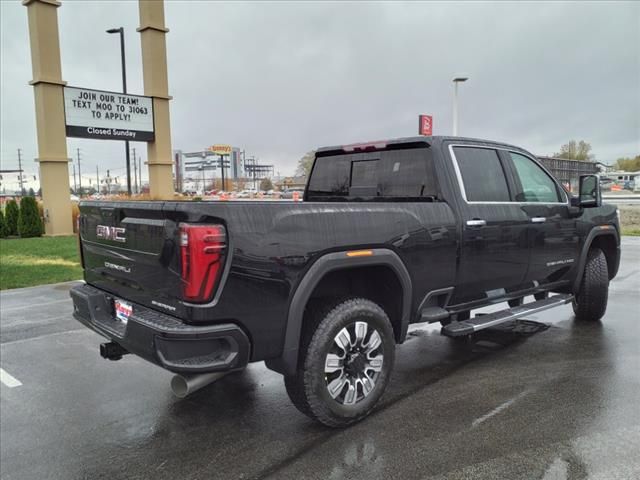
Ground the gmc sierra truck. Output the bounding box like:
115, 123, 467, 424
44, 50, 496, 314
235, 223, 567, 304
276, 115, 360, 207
71, 136, 620, 427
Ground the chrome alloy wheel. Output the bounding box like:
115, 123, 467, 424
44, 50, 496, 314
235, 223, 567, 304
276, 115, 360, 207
324, 321, 384, 405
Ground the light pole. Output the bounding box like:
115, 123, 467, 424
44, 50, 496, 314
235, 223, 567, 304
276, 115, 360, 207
106, 27, 132, 196
452, 76, 468, 136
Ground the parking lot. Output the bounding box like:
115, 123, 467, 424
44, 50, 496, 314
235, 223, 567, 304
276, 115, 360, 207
1, 238, 638, 480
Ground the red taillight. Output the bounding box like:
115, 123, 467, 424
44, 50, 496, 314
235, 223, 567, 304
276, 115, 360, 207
179, 223, 227, 302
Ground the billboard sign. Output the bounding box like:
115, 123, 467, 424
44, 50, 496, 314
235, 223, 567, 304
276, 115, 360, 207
63, 86, 155, 142
418, 115, 433, 136
209, 144, 232, 155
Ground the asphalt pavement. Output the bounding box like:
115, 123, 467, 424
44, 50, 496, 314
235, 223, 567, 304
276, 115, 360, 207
1, 238, 639, 480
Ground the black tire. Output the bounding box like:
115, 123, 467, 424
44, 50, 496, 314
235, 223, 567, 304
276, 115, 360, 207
573, 248, 609, 322
508, 297, 524, 307
534, 291, 549, 301
284, 297, 395, 428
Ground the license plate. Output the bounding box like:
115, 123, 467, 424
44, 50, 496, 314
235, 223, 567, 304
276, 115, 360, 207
114, 299, 132, 324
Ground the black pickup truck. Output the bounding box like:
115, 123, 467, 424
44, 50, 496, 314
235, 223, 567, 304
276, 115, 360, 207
71, 136, 620, 427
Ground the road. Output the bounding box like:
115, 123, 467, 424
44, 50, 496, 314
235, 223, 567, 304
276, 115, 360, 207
1, 238, 639, 480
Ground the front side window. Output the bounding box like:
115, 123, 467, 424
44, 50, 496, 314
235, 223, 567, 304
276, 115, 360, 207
453, 147, 510, 202
510, 152, 563, 203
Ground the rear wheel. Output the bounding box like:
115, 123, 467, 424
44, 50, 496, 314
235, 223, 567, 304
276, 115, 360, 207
284, 297, 395, 428
573, 248, 609, 322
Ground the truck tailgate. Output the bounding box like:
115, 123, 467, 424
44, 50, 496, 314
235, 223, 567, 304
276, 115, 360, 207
79, 201, 184, 315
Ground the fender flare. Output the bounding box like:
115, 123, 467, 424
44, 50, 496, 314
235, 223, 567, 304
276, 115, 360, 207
266, 248, 412, 376
572, 226, 620, 293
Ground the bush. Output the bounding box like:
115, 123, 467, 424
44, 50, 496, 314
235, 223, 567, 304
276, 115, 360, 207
5, 200, 19, 236
0, 209, 8, 238
18, 196, 44, 238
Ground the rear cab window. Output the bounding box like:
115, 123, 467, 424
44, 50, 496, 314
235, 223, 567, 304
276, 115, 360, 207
306, 146, 439, 201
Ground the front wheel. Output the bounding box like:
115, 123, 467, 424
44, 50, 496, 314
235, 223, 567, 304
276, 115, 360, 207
284, 297, 395, 428
573, 248, 609, 322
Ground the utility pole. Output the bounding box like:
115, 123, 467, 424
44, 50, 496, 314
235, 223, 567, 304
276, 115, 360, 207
132, 148, 137, 194
72, 163, 77, 193
96, 165, 100, 194
76, 148, 82, 197
17, 148, 25, 196
106, 169, 111, 195
139, 157, 142, 192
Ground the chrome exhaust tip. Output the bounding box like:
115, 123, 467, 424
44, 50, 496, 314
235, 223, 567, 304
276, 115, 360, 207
170, 372, 228, 398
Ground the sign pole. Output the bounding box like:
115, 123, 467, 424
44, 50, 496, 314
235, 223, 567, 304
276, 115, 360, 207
220, 154, 225, 190
119, 28, 132, 196
138, 0, 174, 199
23, 0, 73, 235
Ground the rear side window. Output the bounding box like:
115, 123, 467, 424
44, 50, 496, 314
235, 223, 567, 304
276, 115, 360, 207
453, 147, 510, 202
307, 147, 437, 200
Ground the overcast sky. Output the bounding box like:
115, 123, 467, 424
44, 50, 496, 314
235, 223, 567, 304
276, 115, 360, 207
1, 1, 639, 190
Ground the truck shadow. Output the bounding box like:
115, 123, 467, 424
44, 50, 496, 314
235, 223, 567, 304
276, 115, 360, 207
114, 316, 616, 480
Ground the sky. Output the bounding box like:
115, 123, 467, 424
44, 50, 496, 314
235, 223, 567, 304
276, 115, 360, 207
1, 0, 639, 192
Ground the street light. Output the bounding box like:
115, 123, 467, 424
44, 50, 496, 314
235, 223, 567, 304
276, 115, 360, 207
106, 27, 132, 196
452, 76, 468, 136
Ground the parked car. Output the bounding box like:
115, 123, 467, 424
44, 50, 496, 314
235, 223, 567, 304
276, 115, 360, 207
281, 188, 305, 199
72, 136, 620, 427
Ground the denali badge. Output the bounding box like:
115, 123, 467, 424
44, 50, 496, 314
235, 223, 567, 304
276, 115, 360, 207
104, 262, 131, 273
96, 225, 126, 243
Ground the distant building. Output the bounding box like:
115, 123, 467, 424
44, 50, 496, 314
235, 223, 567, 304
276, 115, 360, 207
536, 156, 599, 192
275, 176, 307, 191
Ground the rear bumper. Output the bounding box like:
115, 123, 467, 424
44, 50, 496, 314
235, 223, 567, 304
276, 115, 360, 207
70, 284, 250, 374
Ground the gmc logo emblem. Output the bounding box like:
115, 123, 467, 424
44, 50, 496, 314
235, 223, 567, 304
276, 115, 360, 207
96, 225, 126, 243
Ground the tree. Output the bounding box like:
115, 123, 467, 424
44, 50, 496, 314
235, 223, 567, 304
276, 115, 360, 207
296, 151, 316, 177
5, 200, 19, 236
0, 209, 8, 238
553, 140, 593, 161
260, 178, 274, 191
28, 187, 35, 197
18, 196, 43, 238
614, 155, 640, 171
212, 178, 234, 192
235, 178, 247, 191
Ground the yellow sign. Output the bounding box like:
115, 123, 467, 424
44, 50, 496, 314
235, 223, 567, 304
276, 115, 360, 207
209, 144, 232, 155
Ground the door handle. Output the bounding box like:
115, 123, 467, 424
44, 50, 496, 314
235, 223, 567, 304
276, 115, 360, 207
466, 219, 486, 227
531, 217, 546, 223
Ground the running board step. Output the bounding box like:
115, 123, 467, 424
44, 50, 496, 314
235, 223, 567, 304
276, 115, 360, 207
441, 294, 573, 337
420, 307, 450, 323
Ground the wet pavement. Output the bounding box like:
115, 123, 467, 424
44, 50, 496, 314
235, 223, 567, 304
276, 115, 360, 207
1, 238, 639, 480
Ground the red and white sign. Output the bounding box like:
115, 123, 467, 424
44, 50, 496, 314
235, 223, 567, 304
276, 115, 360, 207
418, 115, 433, 136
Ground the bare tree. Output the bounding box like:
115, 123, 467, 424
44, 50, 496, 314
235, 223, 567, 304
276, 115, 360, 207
554, 140, 593, 161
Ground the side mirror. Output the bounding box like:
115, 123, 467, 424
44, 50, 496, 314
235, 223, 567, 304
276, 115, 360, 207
577, 174, 601, 208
